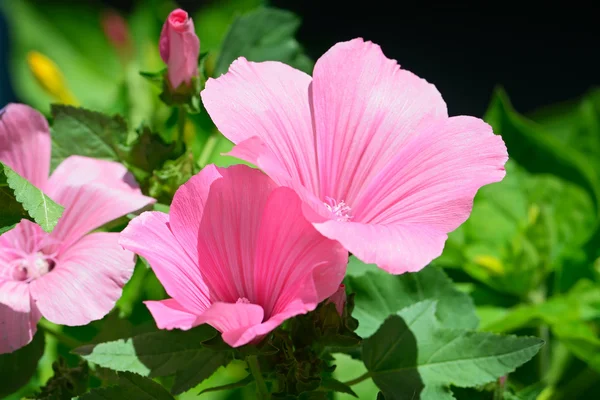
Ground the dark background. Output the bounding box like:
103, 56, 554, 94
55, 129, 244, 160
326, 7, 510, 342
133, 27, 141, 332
1, 0, 598, 116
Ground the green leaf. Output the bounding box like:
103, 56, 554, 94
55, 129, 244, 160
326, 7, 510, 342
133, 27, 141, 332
75, 325, 218, 376
0, 161, 64, 232
77, 372, 174, 400
50, 105, 126, 169
481, 279, 600, 333
74, 325, 232, 394
345, 265, 478, 338
0, 330, 45, 398
363, 301, 543, 399
528, 88, 600, 173
485, 88, 600, 216
439, 160, 596, 296
320, 378, 358, 397
214, 7, 313, 77
170, 350, 231, 395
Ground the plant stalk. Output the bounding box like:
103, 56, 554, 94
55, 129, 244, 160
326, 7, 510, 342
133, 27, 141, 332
247, 355, 270, 399
344, 371, 371, 386
39, 319, 82, 349
176, 106, 186, 153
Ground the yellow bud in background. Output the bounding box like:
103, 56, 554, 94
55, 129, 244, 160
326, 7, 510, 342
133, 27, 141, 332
473, 255, 505, 276
26, 51, 79, 106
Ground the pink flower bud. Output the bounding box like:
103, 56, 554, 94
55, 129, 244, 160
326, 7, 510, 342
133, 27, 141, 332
101, 10, 131, 53
328, 284, 346, 316
159, 8, 200, 89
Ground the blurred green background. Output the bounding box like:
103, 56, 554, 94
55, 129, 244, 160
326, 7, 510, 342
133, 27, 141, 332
0, 0, 599, 399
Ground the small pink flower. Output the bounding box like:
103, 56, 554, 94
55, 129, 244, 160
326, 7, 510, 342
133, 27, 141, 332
0, 104, 154, 354
328, 284, 346, 316
201, 38, 508, 275
119, 164, 348, 347
101, 10, 131, 54
159, 8, 200, 89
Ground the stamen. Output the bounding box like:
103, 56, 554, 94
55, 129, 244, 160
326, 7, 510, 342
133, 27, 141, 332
236, 297, 251, 304
324, 196, 353, 222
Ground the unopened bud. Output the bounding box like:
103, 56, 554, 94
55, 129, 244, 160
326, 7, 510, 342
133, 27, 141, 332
101, 10, 132, 58
159, 9, 200, 89
26, 51, 78, 105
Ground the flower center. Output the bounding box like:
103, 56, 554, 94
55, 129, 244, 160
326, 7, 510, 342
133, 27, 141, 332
236, 297, 251, 304
324, 196, 353, 222
9, 252, 56, 281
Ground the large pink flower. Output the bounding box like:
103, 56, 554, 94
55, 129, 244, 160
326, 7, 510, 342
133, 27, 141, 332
0, 104, 154, 353
119, 164, 347, 347
201, 38, 508, 274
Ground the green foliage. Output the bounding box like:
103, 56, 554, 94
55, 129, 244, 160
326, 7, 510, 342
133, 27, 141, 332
346, 263, 478, 338
438, 160, 596, 296
485, 88, 600, 215
74, 325, 231, 395
34, 358, 90, 399
363, 301, 543, 400
0, 161, 64, 232
76, 372, 175, 400
50, 105, 128, 169
0, 331, 45, 398
214, 7, 313, 77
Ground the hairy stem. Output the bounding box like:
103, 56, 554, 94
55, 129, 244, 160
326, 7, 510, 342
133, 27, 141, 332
247, 355, 270, 399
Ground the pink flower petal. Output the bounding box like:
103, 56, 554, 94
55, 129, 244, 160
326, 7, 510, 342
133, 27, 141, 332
169, 164, 222, 261
315, 117, 507, 274
45, 156, 154, 248
196, 165, 277, 303
253, 187, 347, 317
313, 220, 448, 275
353, 116, 508, 228
195, 301, 265, 347
119, 211, 211, 315
29, 233, 134, 325
311, 38, 447, 204
201, 58, 320, 194
144, 298, 199, 330
226, 138, 330, 221
0, 103, 51, 188
0, 280, 40, 354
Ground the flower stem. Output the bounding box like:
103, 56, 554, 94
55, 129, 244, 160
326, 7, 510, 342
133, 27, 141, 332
197, 133, 219, 168
38, 319, 82, 349
176, 106, 186, 153
344, 371, 371, 386
247, 355, 270, 399
529, 285, 549, 382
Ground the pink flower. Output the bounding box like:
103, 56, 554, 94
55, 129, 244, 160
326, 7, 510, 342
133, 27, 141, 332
0, 104, 154, 354
119, 164, 347, 347
328, 284, 346, 316
159, 8, 200, 89
201, 38, 508, 274
101, 10, 131, 54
